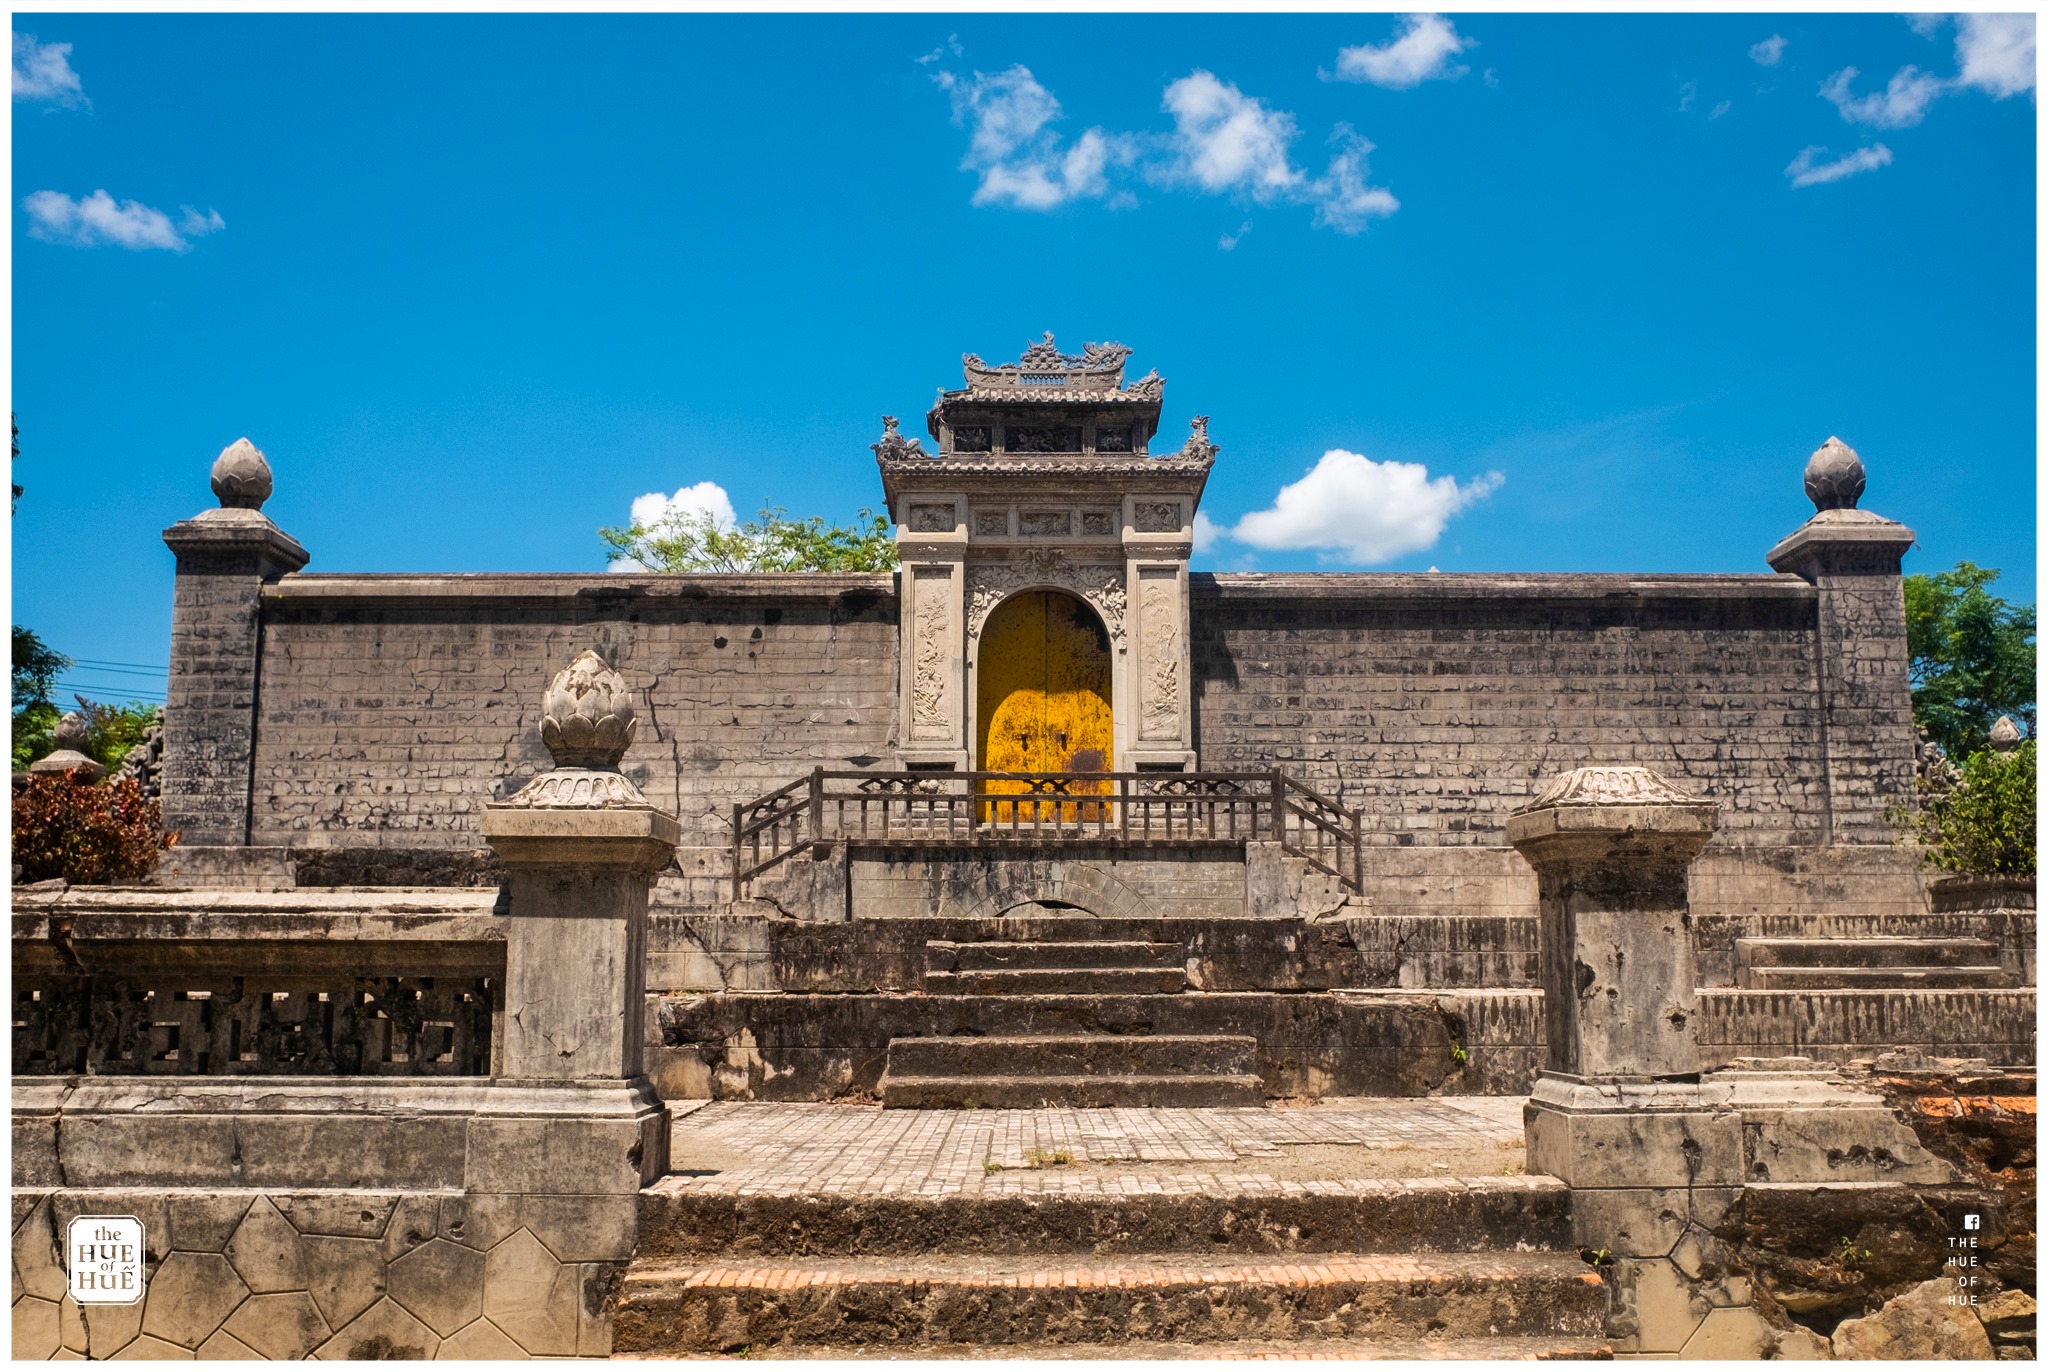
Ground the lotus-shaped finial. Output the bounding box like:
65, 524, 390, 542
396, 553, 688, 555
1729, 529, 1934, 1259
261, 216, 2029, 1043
1803, 436, 1865, 513
538, 650, 638, 769
210, 438, 274, 510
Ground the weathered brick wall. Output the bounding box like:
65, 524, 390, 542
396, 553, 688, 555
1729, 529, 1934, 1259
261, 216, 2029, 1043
209, 567, 1912, 892
245, 575, 900, 904
1189, 573, 1844, 847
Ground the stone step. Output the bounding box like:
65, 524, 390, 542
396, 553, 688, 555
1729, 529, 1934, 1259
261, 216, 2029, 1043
1744, 965, 2013, 990
885, 1033, 1258, 1080
610, 1250, 1609, 1353
636, 1175, 1574, 1259
924, 967, 1189, 996
928, 940, 1184, 973
878, 1072, 1266, 1109
615, 1334, 1613, 1359
1736, 936, 2004, 969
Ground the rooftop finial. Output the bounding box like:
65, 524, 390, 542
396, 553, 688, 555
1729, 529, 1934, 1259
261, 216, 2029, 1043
210, 438, 273, 511
872, 415, 929, 460
1803, 436, 1866, 513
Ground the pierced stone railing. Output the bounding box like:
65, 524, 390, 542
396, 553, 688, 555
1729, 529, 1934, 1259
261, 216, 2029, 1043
730, 767, 1363, 900
11, 888, 503, 1077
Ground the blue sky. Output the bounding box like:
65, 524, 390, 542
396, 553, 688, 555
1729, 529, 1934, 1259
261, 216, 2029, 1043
10, 12, 2037, 705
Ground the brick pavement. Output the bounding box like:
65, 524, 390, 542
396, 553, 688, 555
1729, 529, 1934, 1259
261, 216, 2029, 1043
660, 1098, 1527, 1198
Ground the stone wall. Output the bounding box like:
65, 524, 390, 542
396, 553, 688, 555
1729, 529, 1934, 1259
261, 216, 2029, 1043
1190, 573, 1848, 848
242, 574, 899, 909
156, 564, 1927, 913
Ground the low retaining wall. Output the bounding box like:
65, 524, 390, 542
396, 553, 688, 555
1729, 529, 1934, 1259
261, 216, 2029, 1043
11, 1078, 665, 1360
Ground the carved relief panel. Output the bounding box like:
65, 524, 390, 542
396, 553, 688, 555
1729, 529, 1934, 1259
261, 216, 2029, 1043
966, 549, 1127, 649
906, 564, 961, 748
1137, 568, 1184, 743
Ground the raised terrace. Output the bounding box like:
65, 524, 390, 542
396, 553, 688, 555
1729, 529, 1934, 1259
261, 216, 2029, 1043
11, 335, 2035, 1360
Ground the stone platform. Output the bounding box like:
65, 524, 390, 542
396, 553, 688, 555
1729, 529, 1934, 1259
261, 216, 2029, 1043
615, 1100, 1611, 1359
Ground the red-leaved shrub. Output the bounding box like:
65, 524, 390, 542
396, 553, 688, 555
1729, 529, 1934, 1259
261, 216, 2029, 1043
12, 772, 167, 884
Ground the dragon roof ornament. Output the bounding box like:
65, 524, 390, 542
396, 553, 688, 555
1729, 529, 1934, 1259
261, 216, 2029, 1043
958, 332, 1143, 395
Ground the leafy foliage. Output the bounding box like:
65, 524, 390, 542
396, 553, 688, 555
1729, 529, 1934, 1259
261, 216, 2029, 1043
1904, 741, 2036, 875
75, 699, 162, 773
12, 772, 168, 884
11, 625, 71, 770
600, 504, 898, 574
1903, 562, 2036, 759
12, 625, 67, 705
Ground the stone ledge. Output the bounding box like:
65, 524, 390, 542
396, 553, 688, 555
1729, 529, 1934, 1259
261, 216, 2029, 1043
266, 571, 898, 603
15, 1079, 670, 1194
1195, 571, 1816, 603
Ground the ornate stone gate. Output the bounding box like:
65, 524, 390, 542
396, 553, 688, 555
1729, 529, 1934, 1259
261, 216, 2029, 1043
876, 334, 1212, 773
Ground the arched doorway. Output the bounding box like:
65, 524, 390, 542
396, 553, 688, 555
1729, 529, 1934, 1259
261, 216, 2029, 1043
977, 590, 1112, 821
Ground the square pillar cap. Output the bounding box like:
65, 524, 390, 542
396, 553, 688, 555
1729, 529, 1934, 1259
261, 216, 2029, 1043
1767, 508, 1915, 574
483, 772, 680, 872
162, 507, 310, 572
1505, 765, 1720, 853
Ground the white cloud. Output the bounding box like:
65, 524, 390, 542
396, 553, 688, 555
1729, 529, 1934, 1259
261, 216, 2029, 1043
1311, 129, 1400, 233
1678, 81, 1698, 113
1224, 450, 1502, 565
13, 34, 85, 106
629, 480, 736, 533
1954, 13, 2035, 98
1156, 73, 1397, 235
1907, 14, 1947, 39
1750, 34, 1788, 67
1217, 220, 1252, 251
1191, 510, 1224, 554
1785, 144, 1894, 187
1160, 70, 1304, 201
1820, 64, 1946, 127
608, 480, 739, 572
941, 65, 1126, 210
935, 58, 1398, 234
1710, 100, 1732, 119
1333, 14, 1470, 89
22, 189, 223, 251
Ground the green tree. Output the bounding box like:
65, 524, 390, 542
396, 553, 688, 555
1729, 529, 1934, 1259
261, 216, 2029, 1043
75, 698, 162, 773
600, 504, 898, 574
1906, 741, 2036, 875
1902, 561, 2035, 759
11, 626, 71, 770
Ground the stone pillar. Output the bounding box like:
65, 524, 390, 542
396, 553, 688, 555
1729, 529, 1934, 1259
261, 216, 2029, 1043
1514, 764, 1957, 1357
1506, 766, 1719, 1080
481, 650, 681, 1081
159, 439, 308, 846
1766, 437, 1918, 844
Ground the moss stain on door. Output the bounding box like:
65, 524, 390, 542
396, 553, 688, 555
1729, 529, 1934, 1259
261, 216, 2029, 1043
977, 590, 1112, 821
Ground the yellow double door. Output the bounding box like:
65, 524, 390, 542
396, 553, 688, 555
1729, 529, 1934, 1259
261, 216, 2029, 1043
976, 590, 1113, 822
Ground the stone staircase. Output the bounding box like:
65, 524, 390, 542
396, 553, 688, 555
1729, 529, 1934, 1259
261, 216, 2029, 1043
615, 1161, 1611, 1358
1734, 936, 2014, 990
881, 936, 1261, 1107
879, 1033, 1264, 1108
922, 937, 1188, 995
